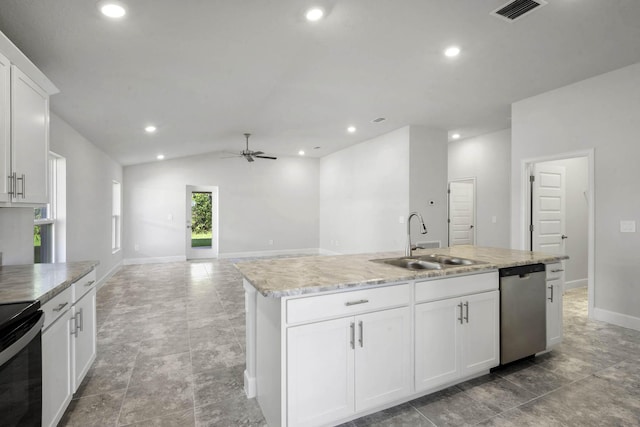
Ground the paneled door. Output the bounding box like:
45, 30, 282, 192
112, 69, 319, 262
186, 185, 219, 259
448, 179, 476, 246
531, 164, 566, 254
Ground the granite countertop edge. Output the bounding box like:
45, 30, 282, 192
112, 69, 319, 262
0, 261, 100, 305
235, 246, 568, 298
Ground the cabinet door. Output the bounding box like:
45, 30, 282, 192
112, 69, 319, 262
415, 298, 460, 392
0, 53, 9, 203
546, 279, 563, 348
461, 290, 500, 376
355, 307, 411, 412
42, 310, 73, 427
287, 317, 355, 427
71, 288, 97, 391
11, 65, 49, 204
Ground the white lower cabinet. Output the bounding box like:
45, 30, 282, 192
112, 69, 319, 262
287, 306, 411, 427
415, 290, 499, 393
546, 263, 564, 349
42, 293, 73, 427
71, 287, 97, 391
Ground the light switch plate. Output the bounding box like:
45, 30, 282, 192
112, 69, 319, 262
620, 220, 636, 233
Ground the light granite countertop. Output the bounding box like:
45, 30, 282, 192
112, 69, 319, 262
0, 261, 99, 305
234, 246, 568, 297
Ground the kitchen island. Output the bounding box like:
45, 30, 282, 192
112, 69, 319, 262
235, 246, 567, 427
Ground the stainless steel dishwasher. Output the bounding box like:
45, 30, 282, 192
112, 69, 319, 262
499, 263, 546, 364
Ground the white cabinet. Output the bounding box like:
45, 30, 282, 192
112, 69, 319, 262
9, 65, 49, 204
0, 32, 55, 206
287, 306, 411, 427
42, 287, 73, 427
71, 287, 97, 391
546, 263, 564, 349
415, 272, 499, 394
41, 268, 97, 427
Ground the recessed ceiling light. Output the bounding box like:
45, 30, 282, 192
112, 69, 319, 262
305, 7, 324, 21
298, 150, 305, 156
145, 125, 157, 133
156, 154, 165, 160
100, 2, 126, 18
451, 133, 461, 140
444, 46, 461, 58
347, 126, 356, 133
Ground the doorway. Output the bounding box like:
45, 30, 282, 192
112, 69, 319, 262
186, 185, 219, 260
448, 178, 476, 246
523, 150, 594, 317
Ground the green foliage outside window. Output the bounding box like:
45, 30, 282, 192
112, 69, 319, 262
191, 192, 212, 235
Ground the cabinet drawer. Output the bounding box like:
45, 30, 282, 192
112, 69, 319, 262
42, 286, 72, 331
415, 272, 498, 303
287, 283, 411, 324
72, 269, 97, 303
546, 263, 564, 281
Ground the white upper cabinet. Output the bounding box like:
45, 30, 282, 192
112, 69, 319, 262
10, 65, 49, 204
0, 30, 57, 206
0, 52, 10, 203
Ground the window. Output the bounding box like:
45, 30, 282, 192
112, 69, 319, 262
34, 153, 65, 263
112, 181, 121, 252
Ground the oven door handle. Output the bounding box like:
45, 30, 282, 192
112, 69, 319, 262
0, 312, 44, 366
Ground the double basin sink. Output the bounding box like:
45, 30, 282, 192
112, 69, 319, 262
371, 253, 487, 271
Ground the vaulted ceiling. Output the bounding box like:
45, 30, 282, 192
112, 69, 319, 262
1, 0, 640, 165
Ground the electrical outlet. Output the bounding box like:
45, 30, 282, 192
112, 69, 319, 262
167, 214, 173, 220
620, 220, 636, 233
492, 216, 497, 224
399, 216, 405, 224
134, 244, 140, 251
268, 239, 274, 245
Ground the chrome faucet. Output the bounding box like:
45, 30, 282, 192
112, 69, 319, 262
406, 212, 428, 256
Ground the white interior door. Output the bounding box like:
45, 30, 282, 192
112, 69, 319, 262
448, 179, 475, 246
186, 185, 218, 259
532, 164, 566, 254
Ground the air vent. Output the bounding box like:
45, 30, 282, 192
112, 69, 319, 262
372, 117, 386, 123
491, 0, 547, 22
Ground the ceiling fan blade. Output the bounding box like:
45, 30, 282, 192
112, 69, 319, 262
252, 151, 264, 156
255, 155, 277, 160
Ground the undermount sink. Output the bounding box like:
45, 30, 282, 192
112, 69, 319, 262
371, 254, 487, 271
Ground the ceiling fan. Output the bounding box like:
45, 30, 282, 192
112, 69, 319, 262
231, 133, 277, 162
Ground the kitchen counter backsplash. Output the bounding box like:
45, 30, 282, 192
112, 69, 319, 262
0, 261, 99, 304
235, 245, 567, 297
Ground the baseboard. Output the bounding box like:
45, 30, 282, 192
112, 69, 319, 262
219, 248, 320, 259
96, 260, 122, 290
593, 307, 640, 331
564, 278, 587, 290
123, 255, 187, 265
318, 248, 343, 256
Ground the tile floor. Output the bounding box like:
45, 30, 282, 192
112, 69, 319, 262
60, 261, 640, 426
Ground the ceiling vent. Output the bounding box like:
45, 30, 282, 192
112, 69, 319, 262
491, 0, 547, 22
372, 117, 386, 123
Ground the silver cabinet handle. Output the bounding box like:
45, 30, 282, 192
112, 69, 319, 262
53, 302, 68, 312
350, 322, 355, 349
70, 315, 78, 338
78, 308, 84, 332
84, 280, 95, 287
548, 285, 554, 302
16, 174, 25, 198
561, 235, 568, 240
464, 301, 469, 323
550, 269, 564, 273
358, 321, 364, 348
7, 173, 14, 196
458, 302, 464, 324
345, 299, 369, 306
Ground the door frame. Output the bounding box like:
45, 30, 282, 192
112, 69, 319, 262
447, 177, 476, 247
186, 185, 219, 260
520, 149, 594, 318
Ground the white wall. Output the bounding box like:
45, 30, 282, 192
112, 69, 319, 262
448, 129, 511, 248
123, 152, 319, 261
410, 126, 448, 247
539, 158, 588, 287
319, 126, 448, 255
319, 127, 410, 254
511, 62, 640, 327
50, 113, 123, 282
0, 207, 34, 264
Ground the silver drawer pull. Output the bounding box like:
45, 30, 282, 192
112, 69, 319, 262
53, 302, 68, 312
345, 299, 369, 306
84, 280, 95, 287
550, 269, 564, 273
